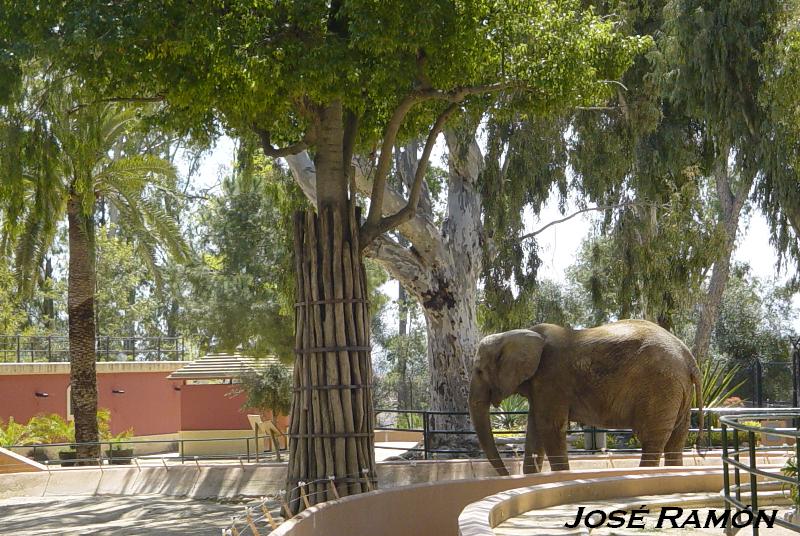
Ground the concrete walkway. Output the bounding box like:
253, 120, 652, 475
0, 495, 270, 535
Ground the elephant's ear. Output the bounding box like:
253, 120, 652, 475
496, 329, 546, 396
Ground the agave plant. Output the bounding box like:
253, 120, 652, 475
699, 359, 747, 409
491, 394, 529, 432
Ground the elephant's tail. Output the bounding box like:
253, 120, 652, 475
692, 366, 705, 456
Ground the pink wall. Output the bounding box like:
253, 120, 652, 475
180, 383, 255, 431
0, 371, 289, 437
0, 372, 181, 436
0, 374, 70, 422
98, 372, 182, 435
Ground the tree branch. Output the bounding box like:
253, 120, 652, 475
253, 126, 309, 158
352, 157, 448, 265
365, 94, 420, 233
364, 80, 520, 237
361, 103, 458, 247
518, 202, 662, 241
363, 235, 432, 297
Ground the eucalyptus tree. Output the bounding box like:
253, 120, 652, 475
511, 0, 800, 352
657, 0, 800, 360
0, 76, 188, 461
2, 0, 646, 504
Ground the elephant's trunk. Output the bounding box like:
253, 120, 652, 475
469, 383, 508, 476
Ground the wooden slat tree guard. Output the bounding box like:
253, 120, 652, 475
287, 205, 376, 512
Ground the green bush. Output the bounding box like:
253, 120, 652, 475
0, 418, 32, 447
1, 408, 120, 447
782, 457, 800, 508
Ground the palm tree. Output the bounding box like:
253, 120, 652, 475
0, 74, 188, 461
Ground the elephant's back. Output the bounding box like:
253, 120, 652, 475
565, 320, 696, 426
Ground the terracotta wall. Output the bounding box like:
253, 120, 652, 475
0, 371, 181, 435
0, 368, 289, 437
0, 374, 70, 422
179, 383, 289, 433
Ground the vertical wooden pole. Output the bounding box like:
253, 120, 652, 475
286, 206, 375, 511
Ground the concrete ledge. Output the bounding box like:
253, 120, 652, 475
270, 465, 739, 536
0, 361, 184, 375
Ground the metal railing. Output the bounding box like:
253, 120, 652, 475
375, 406, 800, 460
721, 410, 800, 535
0, 335, 186, 363
4, 430, 287, 467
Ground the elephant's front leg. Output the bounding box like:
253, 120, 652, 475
536, 411, 570, 471
522, 408, 545, 474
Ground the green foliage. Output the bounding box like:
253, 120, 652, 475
3, 1, 647, 148
372, 295, 429, 411
0, 418, 31, 447
713, 266, 798, 363
25, 409, 113, 445
237, 363, 293, 418
0, 71, 189, 296
699, 359, 747, 409
0, 261, 26, 333
25, 414, 74, 444
782, 456, 800, 508
491, 394, 528, 431
178, 160, 304, 359
95, 228, 160, 338
704, 359, 745, 416
396, 413, 424, 431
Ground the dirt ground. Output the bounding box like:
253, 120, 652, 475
0, 495, 265, 535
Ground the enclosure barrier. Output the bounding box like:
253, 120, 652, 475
375, 406, 800, 460
4, 428, 288, 469
721, 410, 800, 535
0, 335, 185, 362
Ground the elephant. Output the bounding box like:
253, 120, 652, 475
468, 319, 703, 476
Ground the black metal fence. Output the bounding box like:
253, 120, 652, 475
720, 410, 800, 535
375, 406, 799, 460
0, 335, 186, 363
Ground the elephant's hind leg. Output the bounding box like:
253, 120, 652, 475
638, 429, 671, 467
663, 416, 690, 466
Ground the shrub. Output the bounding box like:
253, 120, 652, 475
0, 418, 32, 447
782, 457, 800, 508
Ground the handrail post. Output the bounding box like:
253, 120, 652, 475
721, 421, 730, 508
748, 430, 758, 536
157, 336, 162, 361
733, 422, 741, 503
422, 411, 430, 460
16, 334, 20, 363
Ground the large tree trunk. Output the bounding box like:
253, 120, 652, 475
373, 129, 484, 452
693, 148, 751, 362
285, 102, 376, 513
285, 124, 484, 462
421, 285, 480, 452
67, 195, 100, 462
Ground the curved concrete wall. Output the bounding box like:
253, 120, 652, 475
459, 470, 725, 536
270, 466, 732, 536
